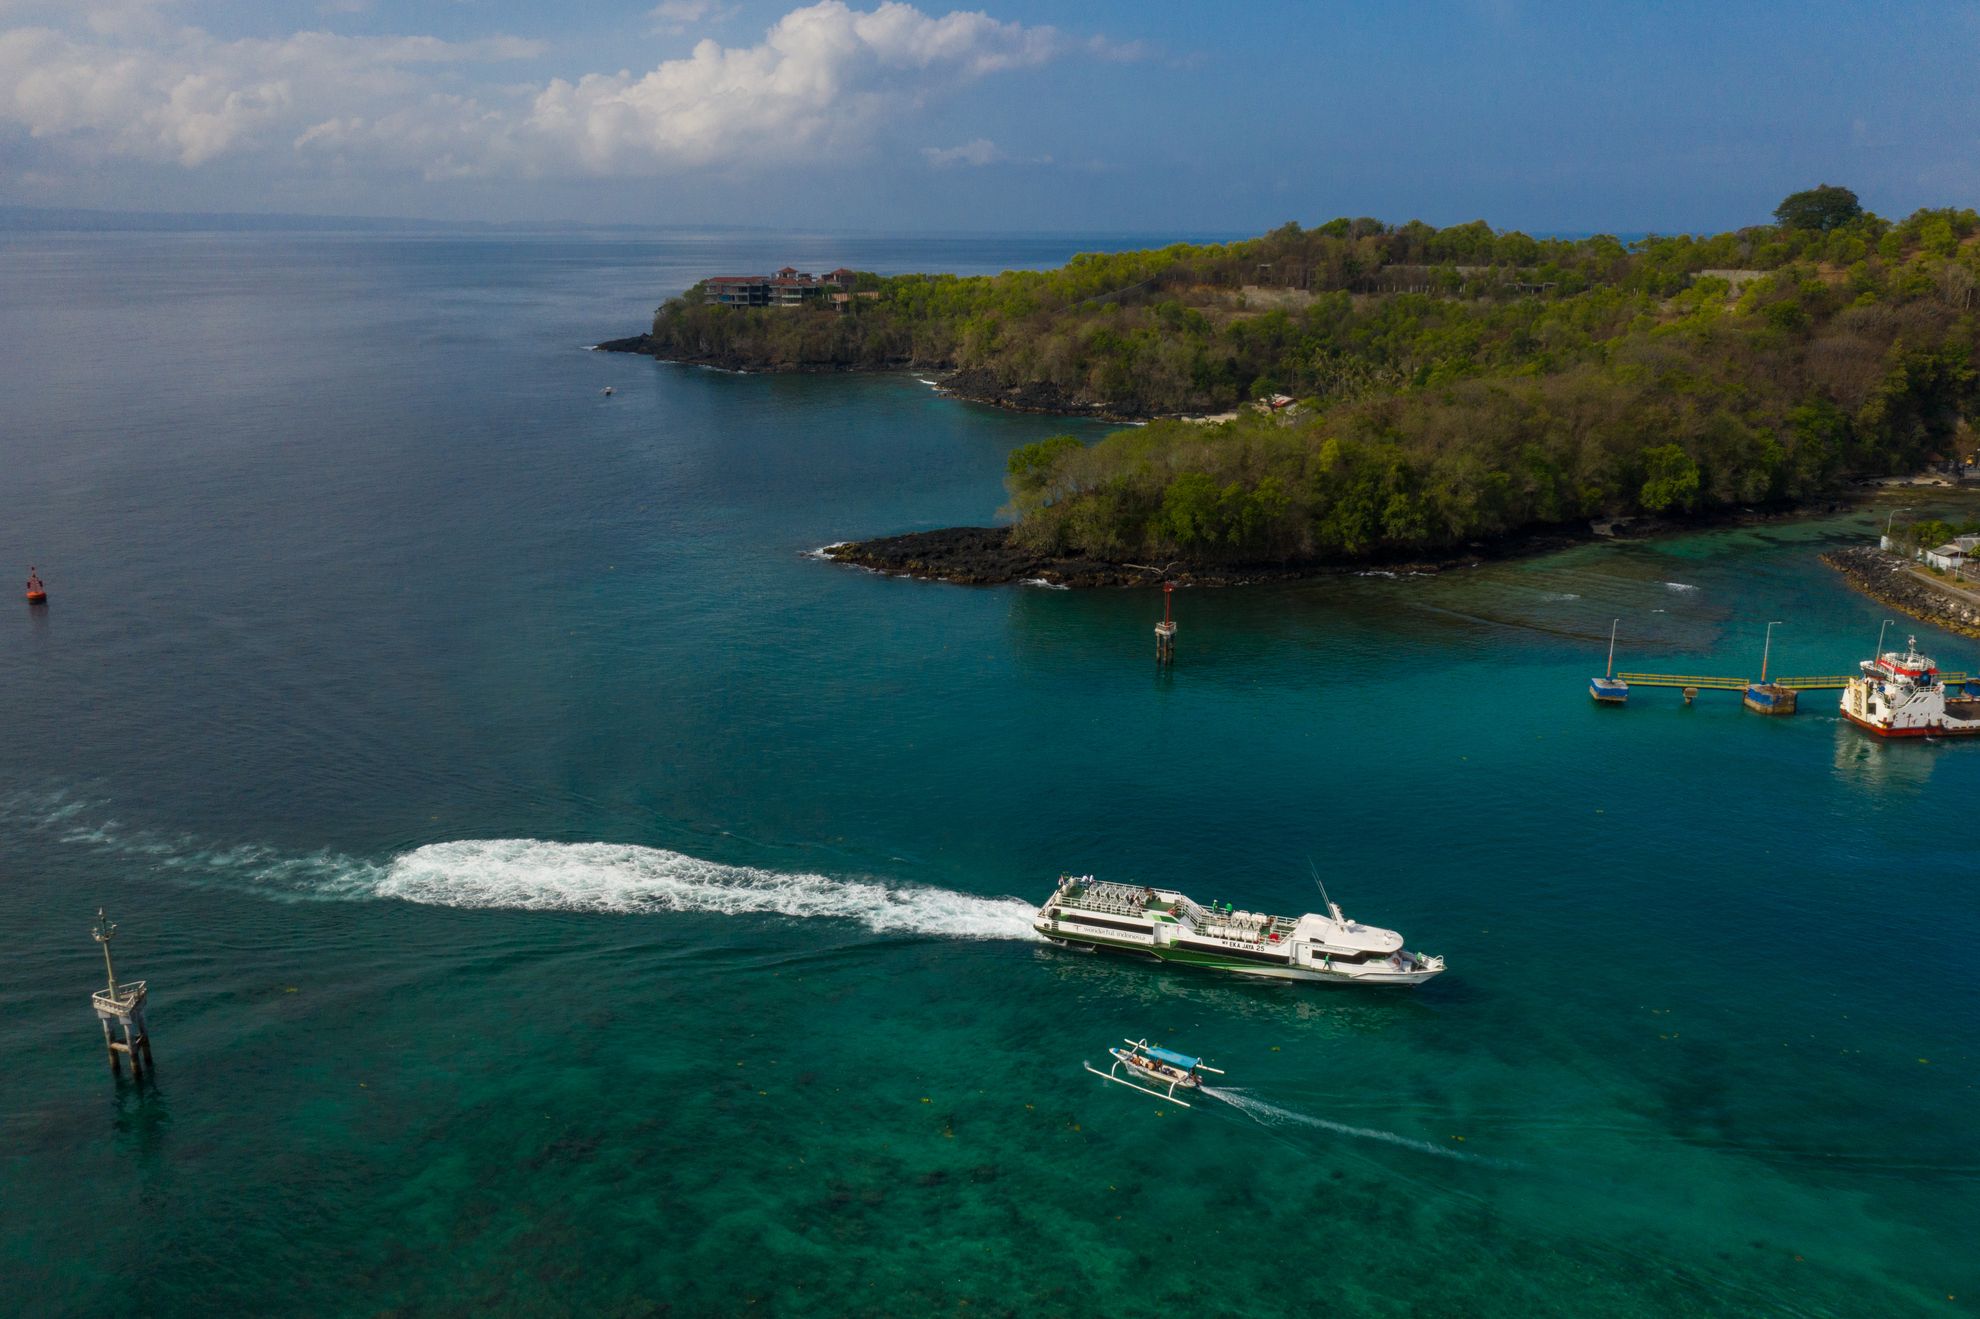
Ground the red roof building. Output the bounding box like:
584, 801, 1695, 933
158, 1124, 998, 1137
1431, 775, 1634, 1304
703, 265, 859, 308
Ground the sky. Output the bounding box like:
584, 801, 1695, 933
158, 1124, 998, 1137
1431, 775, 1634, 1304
1, 0, 1976, 233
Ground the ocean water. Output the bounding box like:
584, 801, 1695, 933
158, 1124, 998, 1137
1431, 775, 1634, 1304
1, 230, 1975, 1318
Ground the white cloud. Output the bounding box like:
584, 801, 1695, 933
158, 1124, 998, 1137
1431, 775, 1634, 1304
921, 138, 999, 167
0, 25, 544, 167
0, 2, 1122, 181
518, 3, 1073, 174
649, 0, 738, 34
920, 137, 1055, 169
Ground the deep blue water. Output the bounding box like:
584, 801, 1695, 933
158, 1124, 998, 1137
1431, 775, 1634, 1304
1, 231, 1976, 1317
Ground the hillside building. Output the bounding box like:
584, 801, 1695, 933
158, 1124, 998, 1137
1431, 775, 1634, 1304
706, 266, 860, 309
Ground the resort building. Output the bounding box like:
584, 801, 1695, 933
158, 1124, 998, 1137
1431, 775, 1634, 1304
706, 266, 860, 309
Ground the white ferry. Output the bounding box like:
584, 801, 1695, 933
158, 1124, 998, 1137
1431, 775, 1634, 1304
1034, 875, 1444, 985
1841, 635, 1980, 738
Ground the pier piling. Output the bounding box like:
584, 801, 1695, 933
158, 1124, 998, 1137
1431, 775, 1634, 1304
1155, 581, 1177, 664
90, 909, 152, 1080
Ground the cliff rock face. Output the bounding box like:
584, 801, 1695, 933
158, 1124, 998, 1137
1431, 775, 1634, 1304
595, 335, 657, 355
1823, 546, 1980, 638
823, 527, 1331, 587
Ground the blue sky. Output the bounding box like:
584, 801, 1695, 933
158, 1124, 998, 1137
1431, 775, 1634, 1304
2, 0, 1975, 232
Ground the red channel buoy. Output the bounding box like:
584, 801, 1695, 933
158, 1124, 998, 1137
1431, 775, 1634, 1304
25, 567, 47, 605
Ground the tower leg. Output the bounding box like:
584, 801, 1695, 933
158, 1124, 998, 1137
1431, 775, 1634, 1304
122, 1017, 142, 1080
101, 1016, 118, 1074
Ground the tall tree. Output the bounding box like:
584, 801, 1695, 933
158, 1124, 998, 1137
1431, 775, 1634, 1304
1773, 184, 1863, 232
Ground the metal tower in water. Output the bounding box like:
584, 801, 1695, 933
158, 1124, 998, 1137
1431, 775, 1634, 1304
91, 908, 153, 1079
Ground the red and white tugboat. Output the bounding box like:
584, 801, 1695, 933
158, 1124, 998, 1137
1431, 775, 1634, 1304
1841, 634, 1980, 738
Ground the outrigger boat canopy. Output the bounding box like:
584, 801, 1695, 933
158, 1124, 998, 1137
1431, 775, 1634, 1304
1140, 1044, 1199, 1071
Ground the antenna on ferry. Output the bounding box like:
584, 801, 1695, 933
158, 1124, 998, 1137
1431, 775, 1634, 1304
1307, 857, 1340, 921
1875, 618, 1893, 662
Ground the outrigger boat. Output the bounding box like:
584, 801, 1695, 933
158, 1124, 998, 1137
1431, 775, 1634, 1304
1084, 1038, 1223, 1107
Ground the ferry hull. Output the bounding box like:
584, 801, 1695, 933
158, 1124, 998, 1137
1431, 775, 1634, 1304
1839, 707, 1980, 738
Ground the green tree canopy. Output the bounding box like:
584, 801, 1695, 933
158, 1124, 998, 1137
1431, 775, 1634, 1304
642, 206, 1980, 565
1774, 184, 1863, 232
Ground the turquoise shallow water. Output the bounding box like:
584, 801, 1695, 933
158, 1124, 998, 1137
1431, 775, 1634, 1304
1, 232, 1977, 1317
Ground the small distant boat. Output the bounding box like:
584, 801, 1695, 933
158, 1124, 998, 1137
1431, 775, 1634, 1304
1590, 617, 1627, 703
601, 386, 615, 397
1084, 1038, 1223, 1107
24, 567, 46, 605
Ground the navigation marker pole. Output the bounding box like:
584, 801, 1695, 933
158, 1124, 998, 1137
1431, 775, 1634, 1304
1124, 561, 1183, 664
90, 909, 153, 1080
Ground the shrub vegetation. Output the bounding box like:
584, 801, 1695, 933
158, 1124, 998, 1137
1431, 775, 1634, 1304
648, 193, 1980, 562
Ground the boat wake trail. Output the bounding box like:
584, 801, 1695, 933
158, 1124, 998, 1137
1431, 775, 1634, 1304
6, 794, 1039, 940
1200, 1087, 1488, 1164
372, 840, 1040, 938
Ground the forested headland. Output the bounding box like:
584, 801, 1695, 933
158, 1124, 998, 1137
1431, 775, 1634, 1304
631, 186, 1980, 569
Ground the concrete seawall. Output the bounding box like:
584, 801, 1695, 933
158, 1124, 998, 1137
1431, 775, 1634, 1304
1823, 546, 1980, 639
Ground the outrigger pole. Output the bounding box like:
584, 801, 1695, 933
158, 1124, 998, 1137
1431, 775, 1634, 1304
1084, 1060, 1194, 1106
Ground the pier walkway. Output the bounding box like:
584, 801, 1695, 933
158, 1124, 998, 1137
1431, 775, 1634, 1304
1615, 671, 1968, 692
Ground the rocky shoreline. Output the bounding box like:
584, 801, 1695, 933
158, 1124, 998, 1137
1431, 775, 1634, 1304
826, 523, 1637, 589
592, 337, 1155, 422
1823, 546, 1980, 638
822, 527, 1336, 587
825, 502, 1856, 589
